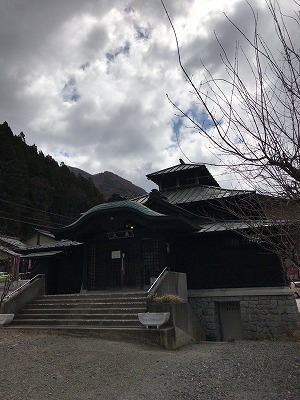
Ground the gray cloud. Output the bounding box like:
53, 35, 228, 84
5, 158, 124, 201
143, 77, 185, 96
0, 0, 296, 192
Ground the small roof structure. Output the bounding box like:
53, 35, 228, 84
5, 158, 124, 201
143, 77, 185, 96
146, 163, 220, 187
0, 234, 81, 259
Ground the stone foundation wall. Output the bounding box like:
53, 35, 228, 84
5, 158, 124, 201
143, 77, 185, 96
188, 287, 300, 341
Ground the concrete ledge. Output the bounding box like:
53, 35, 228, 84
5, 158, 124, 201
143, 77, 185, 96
1, 277, 45, 314
150, 272, 188, 302
188, 286, 293, 298
148, 302, 205, 347
3, 326, 179, 349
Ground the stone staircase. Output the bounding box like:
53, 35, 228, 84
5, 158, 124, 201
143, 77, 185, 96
5, 290, 204, 349
6, 291, 180, 347
9, 291, 148, 331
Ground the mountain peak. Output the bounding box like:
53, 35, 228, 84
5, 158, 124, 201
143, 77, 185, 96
68, 167, 147, 200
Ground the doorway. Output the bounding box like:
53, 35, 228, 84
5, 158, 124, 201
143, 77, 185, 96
88, 240, 142, 290
218, 301, 243, 341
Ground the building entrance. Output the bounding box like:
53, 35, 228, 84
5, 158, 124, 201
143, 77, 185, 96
87, 237, 162, 290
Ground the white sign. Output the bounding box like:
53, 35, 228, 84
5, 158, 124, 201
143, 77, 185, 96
111, 250, 121, 259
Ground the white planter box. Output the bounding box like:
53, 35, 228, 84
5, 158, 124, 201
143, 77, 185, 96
138, 312, 170, 329
0, 314, 14, 325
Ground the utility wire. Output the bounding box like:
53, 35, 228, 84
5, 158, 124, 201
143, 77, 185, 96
0, 210, 69, 227
0, 197, 74, 221
0, 215, 65, 230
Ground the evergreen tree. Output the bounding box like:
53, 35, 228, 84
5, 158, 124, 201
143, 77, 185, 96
0, 122, 104, 237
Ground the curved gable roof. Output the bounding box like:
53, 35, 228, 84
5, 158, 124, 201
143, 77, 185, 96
55, 200, 196, 237
61, 200, 166, 232
80, 200, 166, 218
75, 200, 166, 222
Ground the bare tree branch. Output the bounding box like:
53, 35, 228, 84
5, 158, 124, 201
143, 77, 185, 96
161, 0, 300, 274
161, 0, 300, 198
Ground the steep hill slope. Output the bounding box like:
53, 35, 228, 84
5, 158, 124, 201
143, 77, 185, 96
0, 122, 104, 237
68, 167, 147, 200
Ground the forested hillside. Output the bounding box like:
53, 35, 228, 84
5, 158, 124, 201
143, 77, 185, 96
0, 122, 104, 238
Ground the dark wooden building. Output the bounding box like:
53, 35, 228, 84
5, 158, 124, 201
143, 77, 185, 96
55, 163, 286, 292
0, 234, 82, 295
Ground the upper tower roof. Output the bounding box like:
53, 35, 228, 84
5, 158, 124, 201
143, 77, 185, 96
146, 163, 220, 190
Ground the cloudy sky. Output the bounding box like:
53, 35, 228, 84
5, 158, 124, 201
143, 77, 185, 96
0, 0, 294, 191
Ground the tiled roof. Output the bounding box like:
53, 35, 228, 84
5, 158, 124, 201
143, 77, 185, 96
134, 186, 252, 206
56, 200, 198, 235
146, 163, 220, 187
57, 200, 167, 232
0, 246, 20, 256
0, 235, 27, 250
0, 235, 81, 257
196, 220, 274, 233
162, 186, 252, 204
147, 163, 206, 177
24, 240, 82, 252
34, 229, 55, 238
79, 200, 165, 219
21, 250, 63, 258
133, 195, 149, 205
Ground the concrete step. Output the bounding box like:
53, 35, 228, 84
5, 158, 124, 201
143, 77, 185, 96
42, 291, 147, 296
36, 293, 147, 301
32, 299, 146, 303
15, 313, 140, 320
28, 301, 146, 308
21, 307, 146, 315
11, 318, 143, 327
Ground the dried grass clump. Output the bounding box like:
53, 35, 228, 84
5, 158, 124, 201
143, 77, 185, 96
151, 294, 185, 304
284, 329, 300, 342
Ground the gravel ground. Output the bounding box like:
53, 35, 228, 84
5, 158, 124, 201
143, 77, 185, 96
0, 330, 299, 400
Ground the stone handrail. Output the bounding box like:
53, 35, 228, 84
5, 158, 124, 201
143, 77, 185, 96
148, 270, 188, 302
148, 267, 167, 295
1, 274, 45, 314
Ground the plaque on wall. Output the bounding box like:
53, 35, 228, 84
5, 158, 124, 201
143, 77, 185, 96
107, 230, 134, 240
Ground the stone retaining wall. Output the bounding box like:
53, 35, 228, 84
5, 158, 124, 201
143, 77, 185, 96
188, 287, 300, 341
